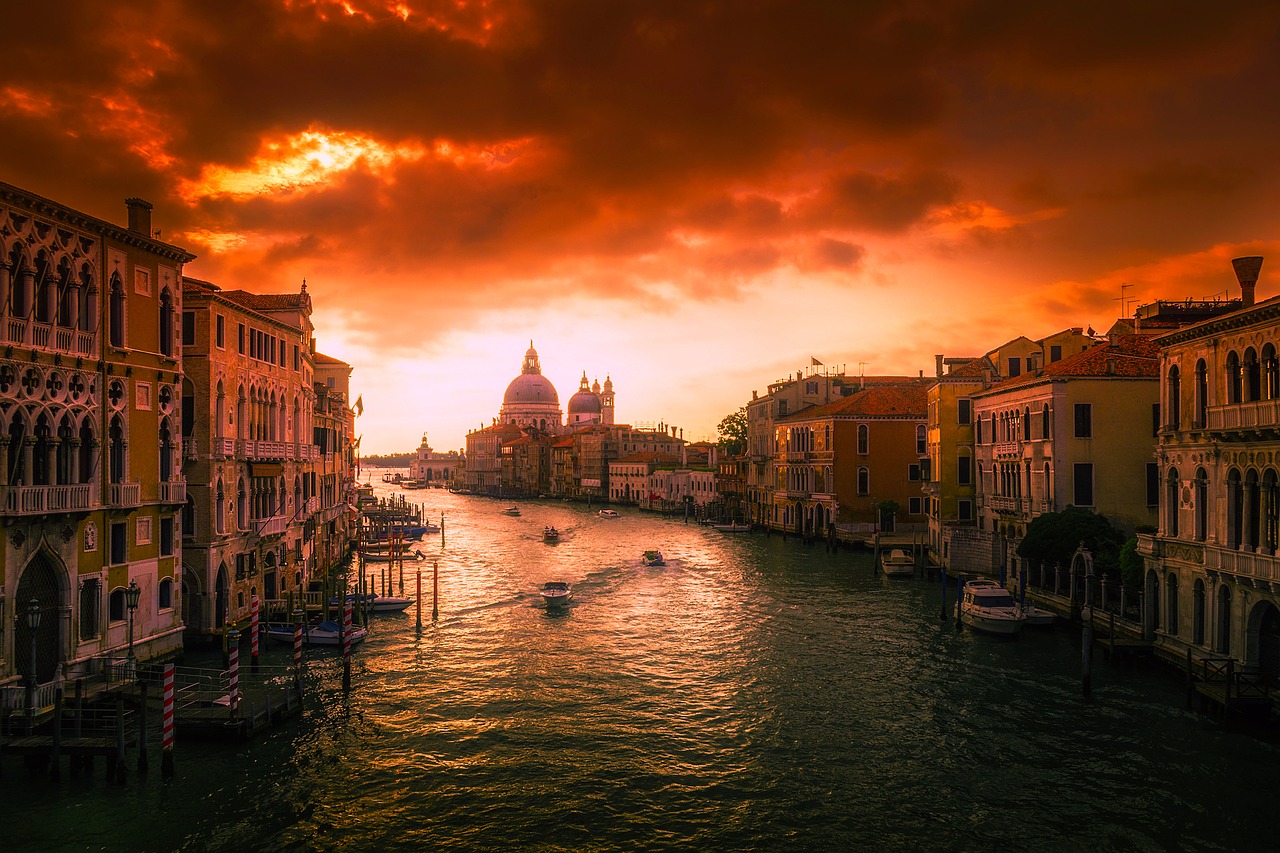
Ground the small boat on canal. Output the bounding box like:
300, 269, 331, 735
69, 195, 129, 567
598, 509, 619, 518
958, 579, 1026, 636
1020, 603, 1057, 627
504, 506, 522, 516
361, 548, 423, 562
641, 549, 665, 567
711, 521, 750, 533
329, 592, 415, 613
544, 526, 560, 542
880, 549, 915, 578
267, 620, 368, 647
540, 581, 573, 607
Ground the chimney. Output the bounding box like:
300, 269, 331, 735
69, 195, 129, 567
125, 197, 153, 236
935, 354, 944, 378
1232, 256, 1263, 307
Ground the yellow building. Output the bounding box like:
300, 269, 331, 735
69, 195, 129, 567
1, 183, 195, 699
1142, 257, 1280, 681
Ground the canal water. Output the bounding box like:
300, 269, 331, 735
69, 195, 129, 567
4, 475, 1276, 852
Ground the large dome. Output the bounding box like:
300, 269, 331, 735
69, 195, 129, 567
504, 372, 559, 406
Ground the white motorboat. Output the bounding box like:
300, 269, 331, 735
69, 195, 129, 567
641, 549, 665, 567
881, 549, 915, 578
958, 580, 1026, 636
330, 593, 415, 613
540, 581, 573, 607
266, 620, 368, 647
711, 521, 750, 532
504, 506, 522, 516
598, 509, 619, 518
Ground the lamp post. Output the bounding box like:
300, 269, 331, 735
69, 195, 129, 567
26, 597, 41, 734
125, 579, 141, 661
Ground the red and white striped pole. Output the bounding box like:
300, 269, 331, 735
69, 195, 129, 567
228, 628, 241, 721
293, 607, 305, 705
250, 593, 260, 671
161, 662, 175, 778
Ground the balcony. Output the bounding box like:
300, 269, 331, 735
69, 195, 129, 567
988, 495, 1021, 513
109, 482, 141, 507
183, 439, 197, 461
157, 480, 187, 504
994, 442, 1020, 458
1, 483, 95, 515
2, 317, 96, 356
1206, 400, 1280, 438
237, 439, 289, 460
305, 496, 320, 515
213, 437, 236, 459
1209, 543, 1280, 583
255, 516, 288, 537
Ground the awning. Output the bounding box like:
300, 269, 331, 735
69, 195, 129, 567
249, 462, 284, 477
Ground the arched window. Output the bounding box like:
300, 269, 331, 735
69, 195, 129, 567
1245, 347, 1262, 402
1023, 407, 1032, 441
1216, 585, 1232, 654
1195, 468, 1209, 542
1194, 359, 1208, 427
916, 424, 926, 455
183, 495, 196, 539
1227, 469, 1243, 548
215, 479, 225, 534
159, 577, 174, 610
857, 424, 869, 455
1192, 579, 1206, 645
108, 414, 126, 484
1042, 404, 1050, 439
1265, 343, 1280, 400
1226, 351, 1242, 404
1266, 469, 1280, 554
109, 587, 126, 622
1043, 462, 1052, 503
1167, 365, 1181, 430
857, 466, 869, 496
1165, 574, 1178, 636
1166, 467, 1180, 537
1246, 469, 1261, 550
108, 272, 126, 349
159, 287, 174, 357
159, 417, 174, 481
237, 477, 248, 530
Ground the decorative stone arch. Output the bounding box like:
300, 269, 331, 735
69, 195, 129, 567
181, 561, 207, 634
1246, 598, 1280, 685
1144, 566, 1161, 638
14, 546, 70, 684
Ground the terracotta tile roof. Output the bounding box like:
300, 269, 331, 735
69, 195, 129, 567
220, 290, 308, 311
989, 334, 1159, 391
780, 383, 927, 421
313, 352, 347, 365
945, 358, 990, 379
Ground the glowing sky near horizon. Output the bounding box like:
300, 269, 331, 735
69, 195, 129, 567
3, 1, 1280, 453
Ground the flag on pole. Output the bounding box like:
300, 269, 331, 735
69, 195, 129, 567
811, 357, 823, 366
353, 394, 364, 416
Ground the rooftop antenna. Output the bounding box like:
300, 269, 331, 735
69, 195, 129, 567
1114, 283, 1132, 317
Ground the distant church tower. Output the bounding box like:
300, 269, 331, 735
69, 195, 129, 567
601, 376, 615, 425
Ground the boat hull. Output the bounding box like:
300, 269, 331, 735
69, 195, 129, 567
959, 609, 1025, 635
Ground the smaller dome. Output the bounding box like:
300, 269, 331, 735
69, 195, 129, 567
568, 371, 602, 415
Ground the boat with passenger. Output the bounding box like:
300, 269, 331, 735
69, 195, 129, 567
544, 526, 559, 542
711, 521, 749, 533
504, 506, 521, 516
880, 549, 915, 578
958, 579, 1026, 636
540, 582, 573, 607
642, 549, 665, 567
598, 509, 619, 518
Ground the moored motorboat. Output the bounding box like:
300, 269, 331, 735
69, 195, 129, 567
881, 549, 915, 578
266, 620, 368, 646
641, 549, 665, 566
540, 581, 573, 607
958, 579, 1026, 636
598, 509, 619, 518
711, 521, 749, 532
329, 592, 415, 613
360, 548, 423, 562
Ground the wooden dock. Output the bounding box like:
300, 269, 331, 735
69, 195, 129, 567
1185, 652, 1274, 726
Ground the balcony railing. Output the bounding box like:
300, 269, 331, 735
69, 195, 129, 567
1207, 399, 1280, 432
255, 516, 288, 537
109, 482, 141, 507
183, 439, 197, 461
237, 439, 290, 460
2, 317, 97, 356
1210, 544, 1280, 583
1, 483, 95, 515
157, 480, 187, 504
213, 437, 236, 458
994, 442, 1020, 457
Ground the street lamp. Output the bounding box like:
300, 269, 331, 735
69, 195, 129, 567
26, 598, 40, 734
125, 579, 141, 660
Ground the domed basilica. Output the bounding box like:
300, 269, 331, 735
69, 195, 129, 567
498, 342, 613, 432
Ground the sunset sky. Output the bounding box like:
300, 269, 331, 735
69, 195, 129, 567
3, 1, 1280, 454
